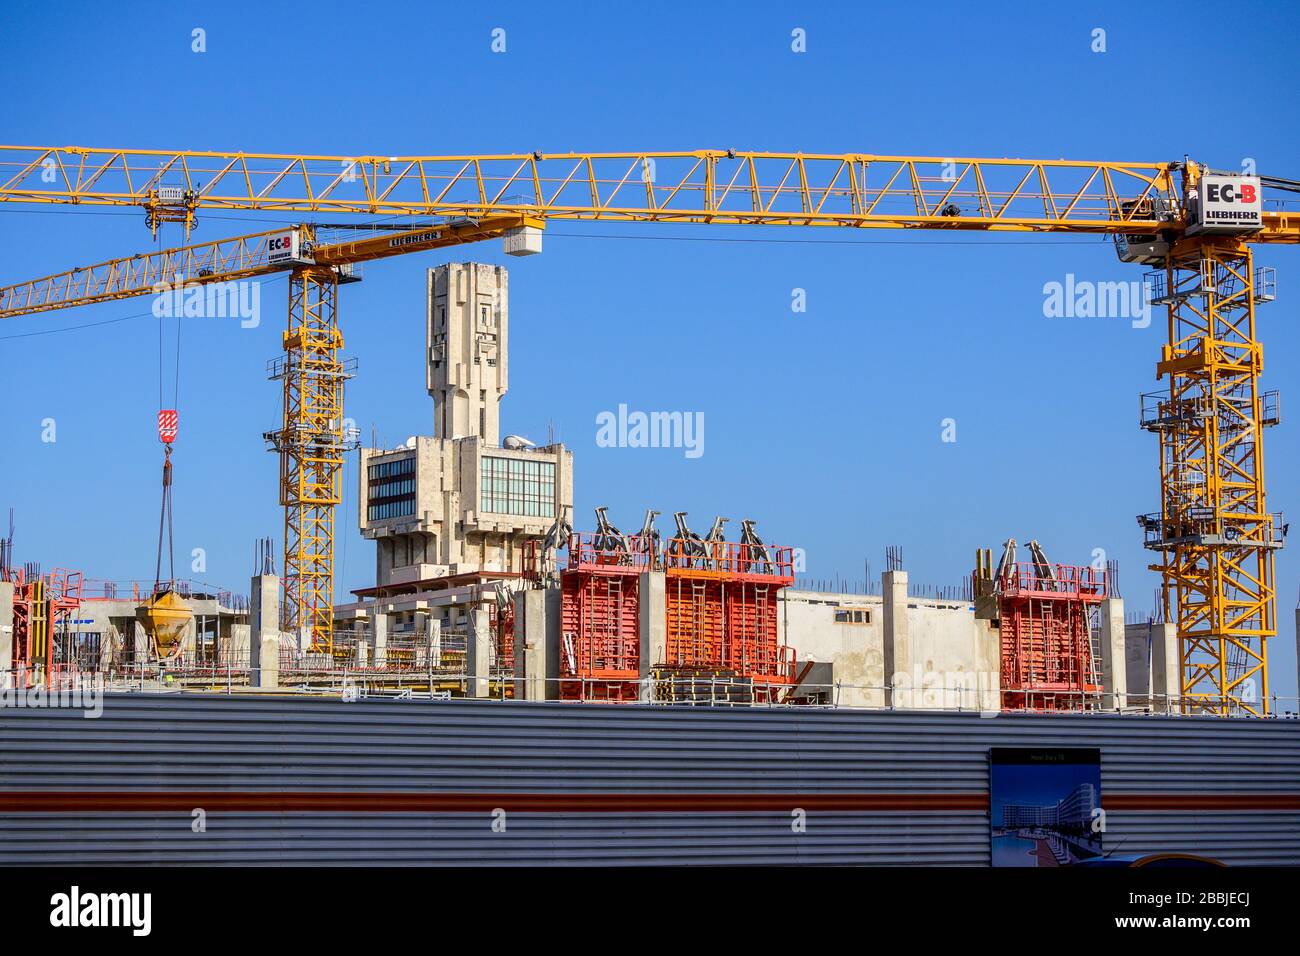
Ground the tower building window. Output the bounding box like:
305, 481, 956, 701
480, 455, 555, 518
367, 456, 416, 521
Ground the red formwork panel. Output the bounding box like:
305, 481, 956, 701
661, 537, 795, 691
559, 568, 641, 702
664, 575, 725, 670
998, 562, 1107, 711
558, 533, 799, 702
723, 581, 794, 685
664, 575, 795, 698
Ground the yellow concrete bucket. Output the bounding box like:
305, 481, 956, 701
136, 589, 192, 659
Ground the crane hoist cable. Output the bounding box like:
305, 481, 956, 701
151, 223, 184, 595
142, 222, 188, 663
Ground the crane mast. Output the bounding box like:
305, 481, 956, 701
266, 267, 350, 650
1144, 234, 1280, 715
0, 146, 1294, 710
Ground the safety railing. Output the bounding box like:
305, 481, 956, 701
997, 562, 1108, 600
1140, 389, 1280, 431
75, 578, 250, 611
567, 532, 656, 572
531, 531, 799, 581
11, 668, 1297, 719
663, 538, 795, 580
1138, 511, 1287, 549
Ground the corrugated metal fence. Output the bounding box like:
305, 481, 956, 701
1, 694, 1298, 865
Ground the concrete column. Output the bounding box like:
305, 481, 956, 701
99, 622, 116, 671
132, 621, 149, 663
219, 620, 242, 670
249, 574, 280, 689
1098, 597, 1126, 710
514, 589, 551, 701
881, 570, 909, 708
372, 612, 388, 669
638, 571, 666, 691
1150, 621, 1179, 714
179, 617, 198, 663
412, 610, 429, 668
0, 580, 13, 690
258, 632, 280, 688
356, 623, 370, 667
467, 607, 491, 698
544, 587, 561, 699
428, 617, 442, 668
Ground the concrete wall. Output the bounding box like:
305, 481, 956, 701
1125, 620, 1179, 714
1125, 622, 1153, 708
779, 584, 998, 711
779, 590, 884, 708
899, 602, 1000, 711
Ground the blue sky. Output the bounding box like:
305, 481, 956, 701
1, 0, 1297, 703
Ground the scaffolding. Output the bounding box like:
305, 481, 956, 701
3, 564, 86, 688
995, 561, 1108, 712
660, 537, 797, 702
558, 532, 645, 701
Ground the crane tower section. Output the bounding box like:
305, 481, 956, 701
1138, 170, 1285, 716
264, 267, 357, 655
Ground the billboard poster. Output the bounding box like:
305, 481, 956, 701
990, 748, 1102, 867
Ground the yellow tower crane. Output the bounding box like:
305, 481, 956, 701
1, 146, 1297, 714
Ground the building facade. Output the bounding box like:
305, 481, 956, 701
340, 263, 572, 686
357, 262, 573, 589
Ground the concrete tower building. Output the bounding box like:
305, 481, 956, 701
428, 262, 508, 444
353, 262, 572, 590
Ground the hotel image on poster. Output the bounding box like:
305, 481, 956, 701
990, 748, 1102, 867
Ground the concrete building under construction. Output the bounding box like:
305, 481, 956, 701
0, 262, 1277, 716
